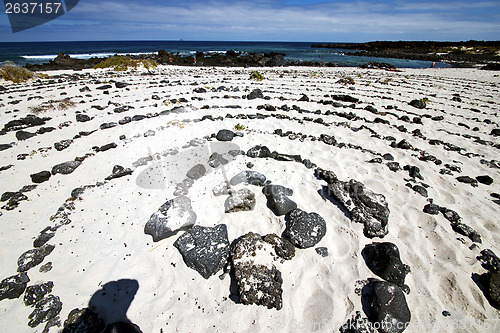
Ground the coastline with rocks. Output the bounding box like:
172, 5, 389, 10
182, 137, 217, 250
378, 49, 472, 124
0, 63, 499, 332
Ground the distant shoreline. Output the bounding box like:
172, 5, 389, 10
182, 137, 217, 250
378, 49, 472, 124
312, 40, 500, 69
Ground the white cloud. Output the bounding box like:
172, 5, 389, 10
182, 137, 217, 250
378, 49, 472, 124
52, 0, 500, 40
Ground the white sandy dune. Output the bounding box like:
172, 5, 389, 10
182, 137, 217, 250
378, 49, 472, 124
0, 65, 499, 332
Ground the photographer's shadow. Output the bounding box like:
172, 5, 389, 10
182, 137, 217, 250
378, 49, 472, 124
63, 279, 142, 333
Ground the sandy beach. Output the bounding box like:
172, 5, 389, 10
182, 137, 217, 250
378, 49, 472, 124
0, 65, 499, 332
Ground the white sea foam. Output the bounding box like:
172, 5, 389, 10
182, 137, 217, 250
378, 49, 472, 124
21, 52, 157, 60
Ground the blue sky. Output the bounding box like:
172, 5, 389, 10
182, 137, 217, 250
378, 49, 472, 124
1, 0, 499, 42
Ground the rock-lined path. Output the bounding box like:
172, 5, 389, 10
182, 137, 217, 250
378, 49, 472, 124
0, 66, 499, 332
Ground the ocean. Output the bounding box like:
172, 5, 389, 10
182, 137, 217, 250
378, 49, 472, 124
0, 40, 449, 68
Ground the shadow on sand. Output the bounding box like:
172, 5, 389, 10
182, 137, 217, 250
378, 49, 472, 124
62, 279, 142, 333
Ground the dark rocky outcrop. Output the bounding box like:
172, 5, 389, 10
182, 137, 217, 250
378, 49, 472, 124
362, 242, 410, 287
283, 208, 326, 249
54, 139, 73, 151
174, 224, 230, 279
326, 179, 390, 238
144, 196, 196, 242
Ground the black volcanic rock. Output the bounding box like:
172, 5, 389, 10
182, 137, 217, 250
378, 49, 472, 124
28, 294, 62, 328
174, 224, 230, 279
16, 130, 37, 141
476, 175, 493, 185
76, 114, 91, 122
0, 272, 30, 301
247, 89, 264, 100
409, 99, 426, 109
326, 179, 390, 238
283, 208, 326, 249
23, 281, 54, 306
144, 196, 196, 242
452, 222, 482, 243
30, 171, 51, 184
51, 161, 82, 175
456, 176, 478, 187
3, 115, 48, 132
63, 308, 105, 333
247, 145, 272, 158
105, 165, 133, 180
423, 203, 440, 215
364, 280, 411, 333
477, 249, 500, 272
17, 244, 55, 272
262, 185, 297, 216
362, 242, 410, 287
332, 94, 359, 103
216, 129, 235, 141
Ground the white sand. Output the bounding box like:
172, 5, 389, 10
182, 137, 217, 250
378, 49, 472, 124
0, 65, 499, 332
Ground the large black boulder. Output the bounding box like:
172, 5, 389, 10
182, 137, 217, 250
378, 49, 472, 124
364, 280, 411, 333
362, 242, 410, 287
174, 224, 230, 279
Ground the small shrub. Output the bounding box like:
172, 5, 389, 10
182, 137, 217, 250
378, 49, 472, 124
234, 123, 245, 131
94, 56, 157, 72
30, 99, 76, 114
249, 71, 265, 81
420, 97, 431, 104
336, 77, 355, 85
0, 62, 34, 83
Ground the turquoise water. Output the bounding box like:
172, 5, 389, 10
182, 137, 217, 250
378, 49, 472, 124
0, 40, 449, 68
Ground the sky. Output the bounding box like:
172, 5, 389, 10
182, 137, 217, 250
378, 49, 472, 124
1, 0, 499, 42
